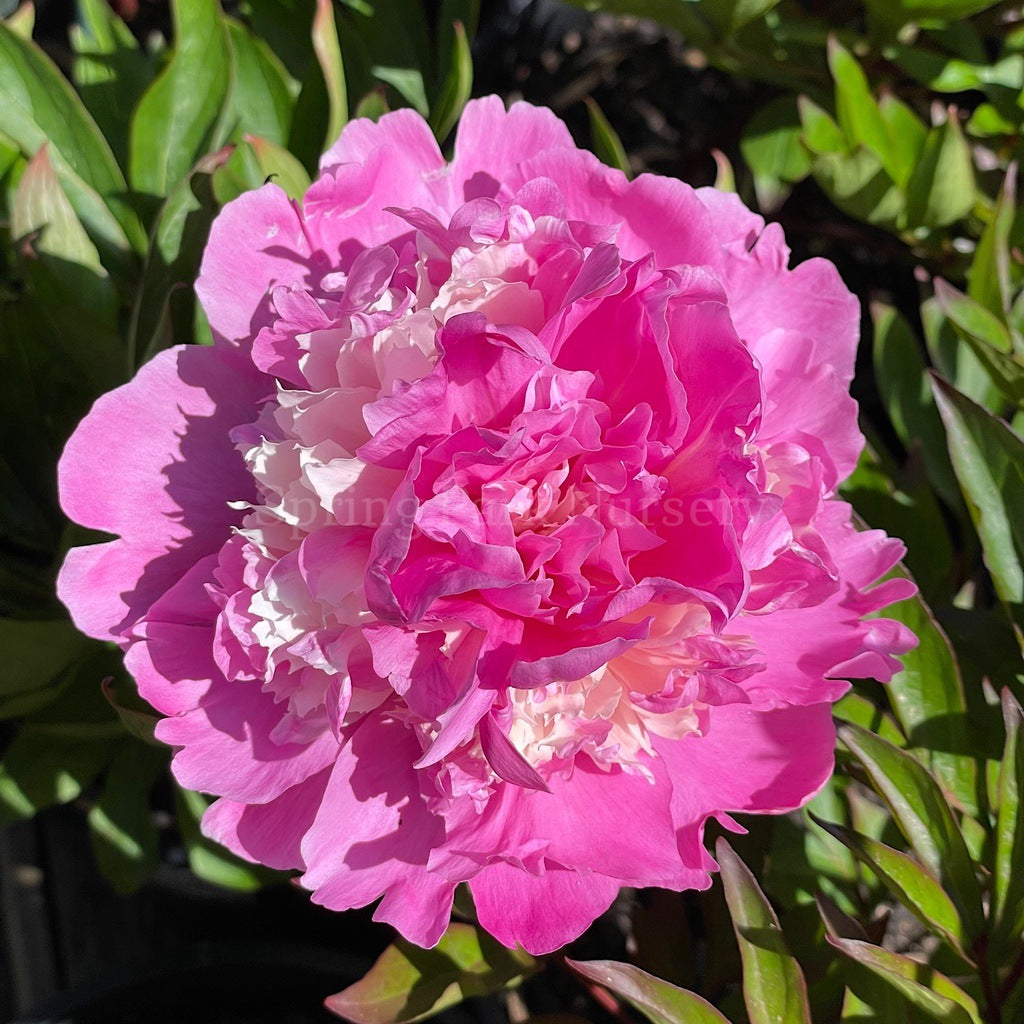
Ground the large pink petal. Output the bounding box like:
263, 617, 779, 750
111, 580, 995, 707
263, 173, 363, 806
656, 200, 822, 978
57, 344, 265, 641
657, 702, 836, 829
195, 184, 313, 346
471, 861, 621, 954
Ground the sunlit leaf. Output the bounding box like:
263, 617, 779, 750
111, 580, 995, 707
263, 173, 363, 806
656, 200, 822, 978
326, 922, 537, 1024
129, 0, 232, 198
586, 97, 630, 177
932, 377, 1024, 620
993, 690, 1024, 953
313, 0, 348, 150
839, 723, 984, 944
429, 20, 472, 144
568, 960, 730, 1024
717, 839, 812, 1024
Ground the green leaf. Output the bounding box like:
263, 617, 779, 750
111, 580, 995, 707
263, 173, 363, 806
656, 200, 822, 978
871, 301, 961, 510
372, 66, 429, 117
932, 376, 1024, 617
129, 0, 232, 198
101, 677, 161, 745
585, 97, 630, 177
993, 689, 1024, 951
717, 838, 812, 1024
567, 960, 730, 1024
354, 86, 390, 121
968, 163, 1015, 319
809, 145, 905, 228
935, 280, 1024, 407
923, 295, 1005, 413
798, 96, 847, 155
825, 937, 980, 1024
429, 19, 472, 144
0, 617, 91, 697
741, 96, 811, 210
70, 0, 154, 169
878, 94, 927, 190
245, 133, 310, 200
128, 145, 233, 366
12, 143, 107, 272
325, 922, 537, 1024
0, 725, 113, 822
88, 740, 165, 893
828, 38, 894, 179
224, 18, 296, 147
905, 115, 975, 230
312, 0, 348, 150
812, 816, 969, 957
4, 2, 34, 38
0, 22, 145, 263
174, 785, 267, 891
881, 564, 978, 816
839, 723, 984, 944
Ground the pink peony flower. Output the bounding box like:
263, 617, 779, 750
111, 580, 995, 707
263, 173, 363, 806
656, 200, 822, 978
58, 97, 915, 954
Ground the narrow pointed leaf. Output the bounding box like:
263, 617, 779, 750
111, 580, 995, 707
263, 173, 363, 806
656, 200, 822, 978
905, 116, 975, 229
826, 937, 979, 1024
129, 0, 231, 197
717, 838, 812, 1024
224, 19, 296, 146
932, 376, 1024, 617
586, 97, 631, 177
325, 923, 536, 1024
429, 19, 472, 143
812, 815, 968, 956
567, 960, 730, 1024
0, 21, 144, 260
245, 134, 310, 200
969, 164, 1015, 319
828, 38, 893, 175
993, 690, 1024, 951
879, 564, 977, 815
313, 0, 347, 150
839, 723, 984, 943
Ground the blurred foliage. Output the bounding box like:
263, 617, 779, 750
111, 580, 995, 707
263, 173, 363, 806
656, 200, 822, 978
1, 1, 1024, 1023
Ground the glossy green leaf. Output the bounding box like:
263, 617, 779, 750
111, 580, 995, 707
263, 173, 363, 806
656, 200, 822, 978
312, 0, 348, 150
372, 66, 429, 117
828, 39, 893, 177
567, 960, 730, 1024
129, 0, 231, 198
968, 163, 1015, 319
101, 677, 161, 745
4, 2, 34, 37
88, 740, 165, 894
174, 785, 266, 891
740, 96, 810, 210
325, 922, 537, 1024
0, 617, 91, 697
834, 692, 906, 748
717, 838, 812, 1024
935, 280, 1024, 407
224, 19, 296, 146
878, 94, 927, 189
70, 0, 154, 169
812, 816, 969, 956
993, 690, 1024, 951
825, 937, 979, 1024
923, 295, 1005, 413
932, 377, 1024, 617
246, 133, 311, 200
128, 145, 233, 367
839, 723, 984, 943
586, 97, 630, 177
905, 116, 975, 230
0, 21, 144, 262
11, 143, 106, 272
881, 564, 978, 815
0, 725, 113, 823
871, 301, 961, 510
429, 20, 472, 144
798, 96, 847, 155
